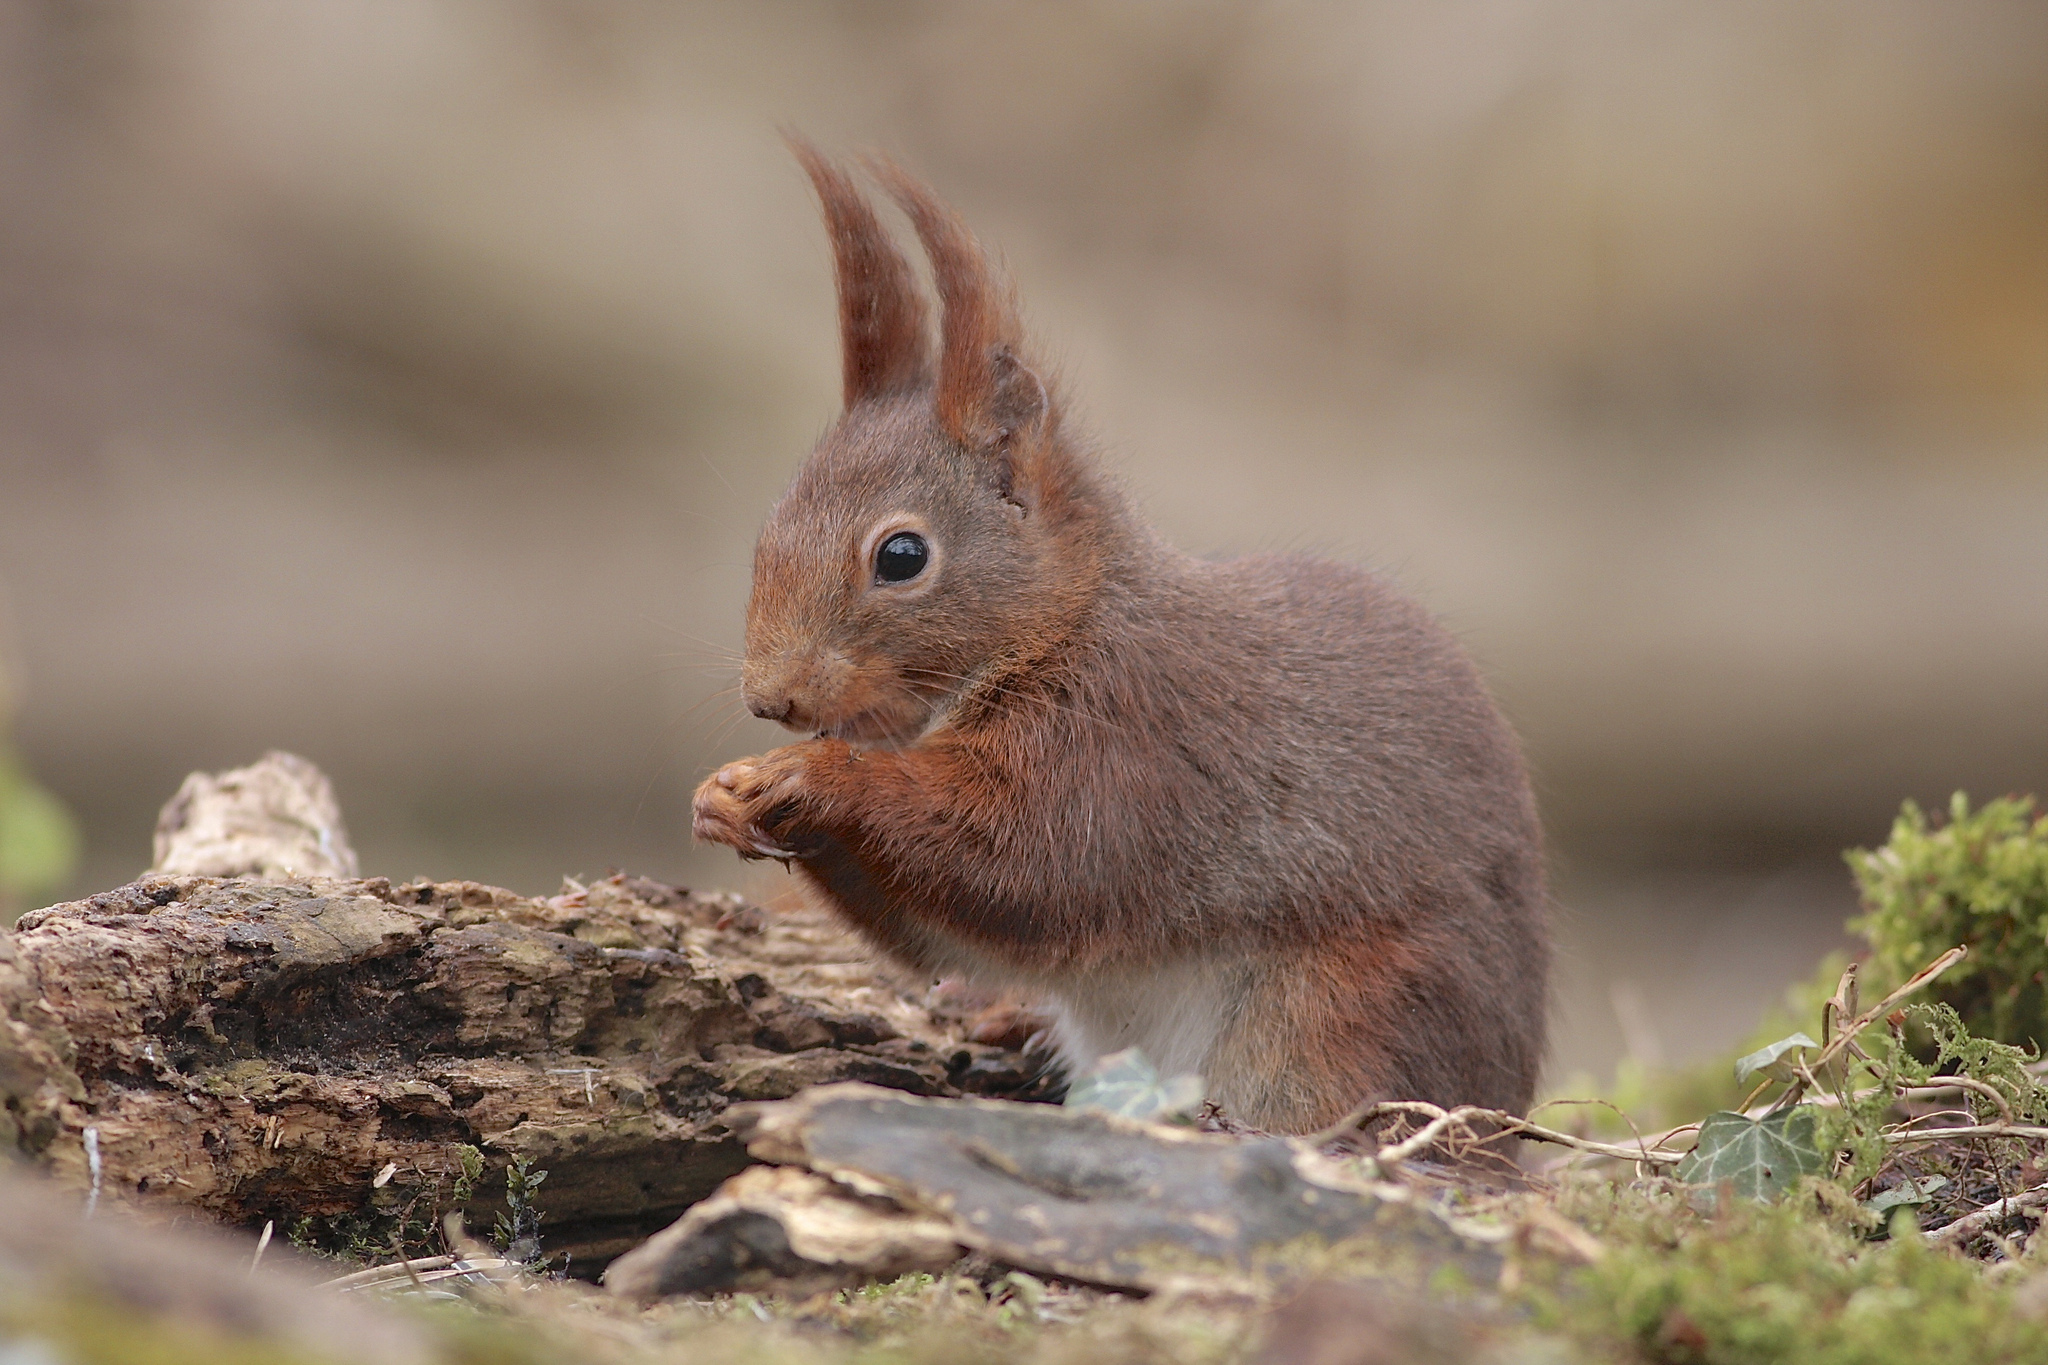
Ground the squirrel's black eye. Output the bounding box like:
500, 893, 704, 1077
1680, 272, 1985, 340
875, 532, 929, 584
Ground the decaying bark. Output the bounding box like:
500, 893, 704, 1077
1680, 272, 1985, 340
150, 750, 360, 881
0, 871, 1042, 1268
604, 1083, 1499, 1301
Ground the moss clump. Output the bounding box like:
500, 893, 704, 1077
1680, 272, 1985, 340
1847, 793, 2048, 1049
1522, 1181, 2048, 1364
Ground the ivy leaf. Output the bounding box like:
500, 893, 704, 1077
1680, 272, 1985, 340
1063, 1047, 1205, 1122
1862, 1174, 1948, 1215
1734, 1032, 1820, 1087
1675, 1107, 1828, 1202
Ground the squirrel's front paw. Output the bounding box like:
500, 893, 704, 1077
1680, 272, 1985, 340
691, 752, 809, 861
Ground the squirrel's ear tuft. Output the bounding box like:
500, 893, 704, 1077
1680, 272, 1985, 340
868, 156, 1047, 451
786, 133, 930, 408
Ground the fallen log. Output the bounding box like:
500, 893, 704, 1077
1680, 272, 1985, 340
1, 870, 1043, 1269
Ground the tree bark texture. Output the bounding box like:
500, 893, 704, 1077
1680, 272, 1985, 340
0, 871, 1040, 1268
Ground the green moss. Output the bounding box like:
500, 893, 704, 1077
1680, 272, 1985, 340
1522, 1182, 2048, 1365
1849, 793, 2048, 1048
629, 1203, 2048, 1364
198, 1059, 288, 1097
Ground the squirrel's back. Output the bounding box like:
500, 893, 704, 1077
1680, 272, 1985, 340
1017, 549, 1548, 1118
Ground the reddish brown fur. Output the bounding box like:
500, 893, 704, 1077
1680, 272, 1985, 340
865, 156, 1023, 449
786, 136, 930, 405
693, 148, 1549, 1132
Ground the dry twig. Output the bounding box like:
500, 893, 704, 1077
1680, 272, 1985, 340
1774, 947, 1967, 1111
1318, 1099, 1690, 1170
1883, 1124, 2048, 1147
1930, 1183, 2048, 1249
318, 1254, 521, 1295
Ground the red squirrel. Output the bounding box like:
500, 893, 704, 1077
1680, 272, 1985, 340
692, 141, 1549, 1133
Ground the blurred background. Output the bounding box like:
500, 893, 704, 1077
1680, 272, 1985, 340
1, 0, 2043, 1086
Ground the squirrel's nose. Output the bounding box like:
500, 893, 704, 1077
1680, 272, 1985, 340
748, 695, 793, 723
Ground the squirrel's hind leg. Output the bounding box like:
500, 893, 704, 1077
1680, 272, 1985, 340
1202, 945, 1417, 1136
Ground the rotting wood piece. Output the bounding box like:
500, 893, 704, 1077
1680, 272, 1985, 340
1, 872, 1042, 1269
605, 1082, 1500, 1300
602, 1163, 967, 1300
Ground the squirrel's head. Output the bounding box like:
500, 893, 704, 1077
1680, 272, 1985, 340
740, 140, 1104, 747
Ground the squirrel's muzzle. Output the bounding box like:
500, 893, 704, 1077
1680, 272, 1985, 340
742, 651, 837, 733
743, 647, 934, 744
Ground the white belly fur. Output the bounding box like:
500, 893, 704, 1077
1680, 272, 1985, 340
1046, 955, 1249, 1085
859, 908, 1248, 1091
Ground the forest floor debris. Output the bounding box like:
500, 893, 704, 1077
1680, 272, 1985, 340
10, 771, 2048, 1361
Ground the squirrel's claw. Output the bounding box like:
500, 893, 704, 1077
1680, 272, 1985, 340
741, 835, 799, 862
692, 753, 807, 862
